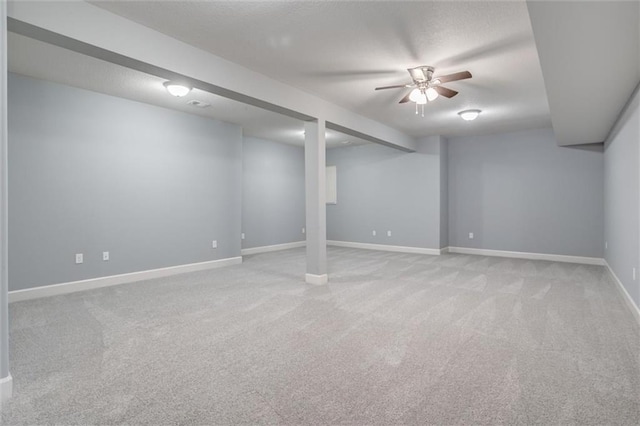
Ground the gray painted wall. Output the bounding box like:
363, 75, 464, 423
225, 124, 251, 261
448, 127, 604, 258
604, 83, 640, 307
326, 137, 443, 249
242, 137, 305, 249
8, 73, 242, 291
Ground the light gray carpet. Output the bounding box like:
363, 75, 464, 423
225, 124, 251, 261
1, 247, 639, 425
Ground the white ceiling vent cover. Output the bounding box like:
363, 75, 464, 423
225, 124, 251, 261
186, 100, 211, 108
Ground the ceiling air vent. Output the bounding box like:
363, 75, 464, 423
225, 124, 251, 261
186, 100, 211, 108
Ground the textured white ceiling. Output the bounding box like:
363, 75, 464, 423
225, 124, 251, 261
89, 0, 552, 137
7, 32, 368, 149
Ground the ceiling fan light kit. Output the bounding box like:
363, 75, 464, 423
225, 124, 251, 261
425, 87, 439, 102
409, 89, 427, 104
374, 65, 472, 118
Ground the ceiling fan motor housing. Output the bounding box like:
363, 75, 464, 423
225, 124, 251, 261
421, 66, 435, 82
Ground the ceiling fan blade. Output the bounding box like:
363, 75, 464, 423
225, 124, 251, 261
434, 86, 458, 98
435, 71, 472, 84
408, 67, 426, 81
375, 84, 410, 91
399, 92, 412, 103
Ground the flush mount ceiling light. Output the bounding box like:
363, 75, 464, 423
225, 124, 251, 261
163, 81, 192, 97
458, 109, 481, 121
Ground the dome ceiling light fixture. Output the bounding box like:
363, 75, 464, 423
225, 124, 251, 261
163, 81, 192, 97
458, 109, 481, 121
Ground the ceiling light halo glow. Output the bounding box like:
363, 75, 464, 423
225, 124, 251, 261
163, 81, 192, 97
458, 109, 481, 121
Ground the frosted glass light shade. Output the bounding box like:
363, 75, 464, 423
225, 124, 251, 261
458, 109, 481, 121
163, 81, 192, 97
425, 87, 439, 101
409, 89, 427, 105
409, 88, 422, 102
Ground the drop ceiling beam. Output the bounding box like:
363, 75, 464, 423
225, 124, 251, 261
326, 122, 414, 153
7, 1, 417, 153
7, 18, 314, 123
527, 0, 640, 146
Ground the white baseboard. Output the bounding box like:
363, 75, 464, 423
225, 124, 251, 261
327, 240, 443, 255
0, 374, 12, 403
604, 261, 640, 326
241, 241, 305, 256
305, 273, 328, 285
9, 256, 243, 303
447, 247, 605, 266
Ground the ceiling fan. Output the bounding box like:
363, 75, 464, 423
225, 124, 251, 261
375, 66, 472, 116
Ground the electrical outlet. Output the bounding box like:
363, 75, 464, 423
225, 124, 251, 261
605, 241, 608, 250
469, 232, 474, 239
302, 227, 306, 234
212, 240, 218, 249
372, 230, 376, 236
75, 253, 83, 264
633, 268, 637, 281
103, 251, 109, 261
241, 233, 245, 240
387, 230, 392, 237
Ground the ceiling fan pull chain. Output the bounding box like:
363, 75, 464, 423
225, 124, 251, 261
415, 103, 418, 115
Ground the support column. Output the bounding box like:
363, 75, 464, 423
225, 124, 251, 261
304, 119, 328, 285
0, 0, 13, 403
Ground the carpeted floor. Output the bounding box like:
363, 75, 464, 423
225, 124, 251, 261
1, 247, 639, 425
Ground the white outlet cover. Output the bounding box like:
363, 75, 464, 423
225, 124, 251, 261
387, 231, 392, 237
75, 253, 83, 264
241, 233, 245, 240
212, 240, 218, 249
302, 227, 306, 234
372, 230, 376, 236
469, 232, 474, 239
103, 251, 109, 261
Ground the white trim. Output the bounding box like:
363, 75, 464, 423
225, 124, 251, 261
241, 241, 305, 256
9, 257, 243, 303
0, 374, 12, 403
447, 247, 605, 265
327, 240, 443, 255
604, 261, 640, 325
305, 273, 328, 285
